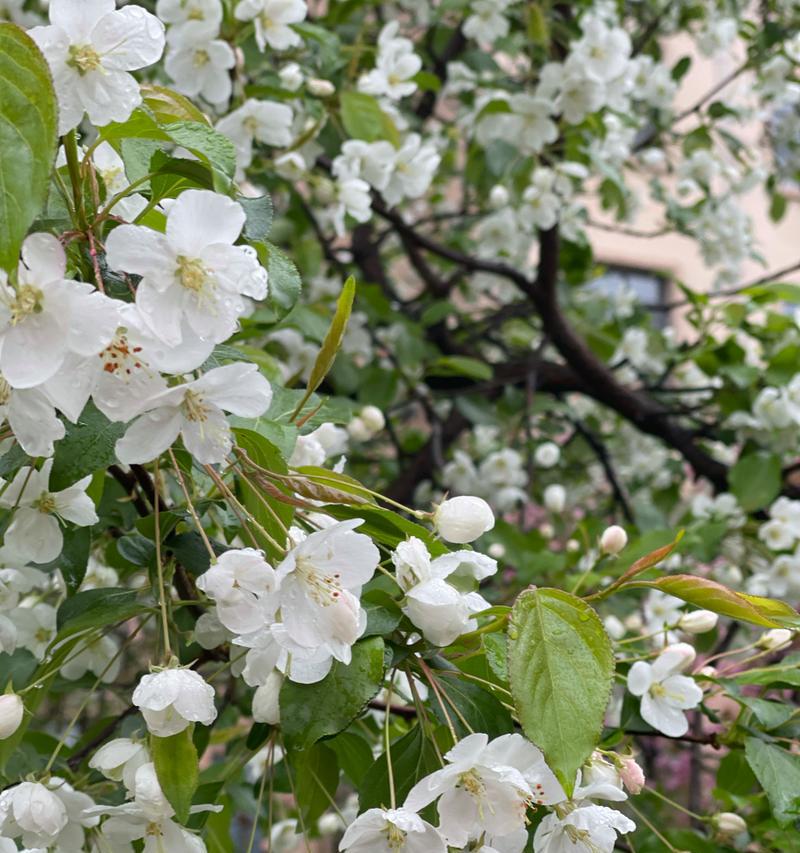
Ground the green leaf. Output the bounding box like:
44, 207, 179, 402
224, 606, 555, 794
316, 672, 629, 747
728, 452, 782, 511
426, 356, 493, 382
484, 633, 508, 681
240, 194, 273, 242
50, 402, 126, 492
256, 241, 302, 322
340, 91, 400, 146
163, 121, 236, 181
508, 589, 614, 796
731, 654, 800, 688
56, 588, 142, 638
328, 731, 375, 788
280, 637, 385, 748
233, 428, 294, 560
141, 84, 210, 125
745, 738, 800, 825
429, 673, 513, 739
293, 743, 340, 824
38, 526, 91, 594
292, 276, 356, 419
359, 724, 439, 812
152, 728, 199, 823
626, 575, 800, 629
0, 24, 58, 271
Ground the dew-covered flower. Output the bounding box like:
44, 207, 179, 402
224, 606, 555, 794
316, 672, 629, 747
339, 807, 446, 853
30, 0, 165, 133
533, 803, 636, 853
132, 667, 217, 737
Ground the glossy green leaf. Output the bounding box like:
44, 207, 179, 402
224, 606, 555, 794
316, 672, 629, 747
340, 91, 400, 146
280, 637, 385, 748
359, 724, 439, 812
328, 731, 375, 788
427, 356, 493, 382
240, 194, 273, 242
0, 24, 58, 271
429, 673, 513, 739
627, 575, 800, 629
56, 588, 142, 638
152, 728, 199, 823
745, 738, 800, 825
38, 527, 91, 594
163, 121, 236, 181
508, 588, 614, 796
293, 743, 340, 824
50, 402, 126, 492
256, 241, 303, 322
292, 276, 356, 419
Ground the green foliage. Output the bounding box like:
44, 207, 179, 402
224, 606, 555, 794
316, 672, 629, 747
508, 589, 614, 796
152, 728, 200, 823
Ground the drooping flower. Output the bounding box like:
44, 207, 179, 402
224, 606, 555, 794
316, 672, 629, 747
29, 0, 165, 134
533, 803, 636, 853
132, 667, 217, 737
627, 643, 703, 737
196, 548, 279, 634
393, 537, 494, 646
115, 362, 273, 465
105, 190, 268, 347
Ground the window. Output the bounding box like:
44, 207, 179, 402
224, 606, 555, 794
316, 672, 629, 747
588, 265, 669, 327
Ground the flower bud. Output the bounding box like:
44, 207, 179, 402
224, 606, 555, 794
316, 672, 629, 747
347, 416, 372, 443
279, 62, 304, 91
308, 78, 335, 97
0, 693, 23, 739
434, 496, 495, 544
488, 543, 505, 559
757, 628, 793, 650
534, 441, 560, 468
543, 484, 566, 513
679, 610, 719, 634
618, 756, 645, 794
566, 538, 580, 553
600, 525, 627, 555
489, 185, 509, 208
360, 405, 385, 434
712, 812, 747, 839
539, 522, 555, 539
696, 665, 717, 679
604, 615, 625, 640
624, 613, 643, 632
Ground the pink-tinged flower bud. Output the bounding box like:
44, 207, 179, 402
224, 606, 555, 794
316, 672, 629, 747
434, 496, 495, 544
600, 525, 627, 555
0, 693, 23, 739
678, 610, 719, 634
757, 628, 793, 650
618, 756, 645, 794
713, 812, 747, 839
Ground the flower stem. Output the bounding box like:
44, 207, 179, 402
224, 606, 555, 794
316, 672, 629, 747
153, 458, 172, 660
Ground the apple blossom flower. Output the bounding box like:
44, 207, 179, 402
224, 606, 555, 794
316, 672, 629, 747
275, 519, 379, 665
156, 0, 223, 44
92, 142, 148, 222
105, 189, 268, 348
29, 0, 166, 134
115, 362, 273, 465
252, 670, 283, 724
60, 632, 121, 683
0, 461, 98, 564
164, 26, 236, 106
434, 495, 495, 543
0, 694, 23, 739
533, 803, 636, 853
216, 99, 294, 178
393, 537, 494, 646
233, 0, 307, 52
627, 643, 703, 737
196, 548, 279, 634
0, 782, 68, 847
535, 441, 561, 468
0, 233, 119, 389
339, 807, 446, 853
357, 22, 421, 100
0, 378, 65, 458
405, 733, 564, 846
132, 667, 217, 737
89, 738, 149, 795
